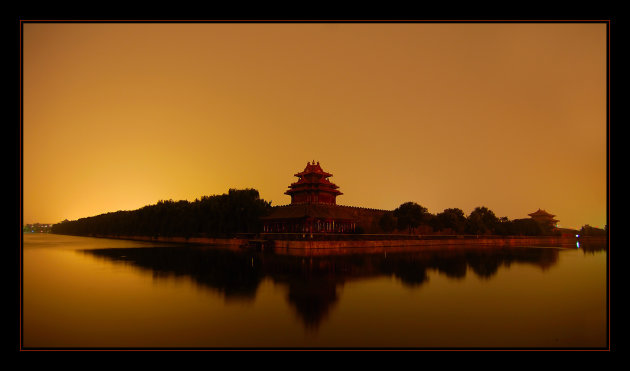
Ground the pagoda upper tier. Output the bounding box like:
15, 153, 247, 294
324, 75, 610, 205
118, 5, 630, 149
285, 161, 342, 205
528, 209, 559, 226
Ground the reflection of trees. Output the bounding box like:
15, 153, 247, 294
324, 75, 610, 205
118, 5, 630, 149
84, 247, 263, 300
82, 245, 562, 331
391, 264, 429, 287
578, 239, 607, 255
464, 248, 560, 277
467, 253, 501, 279
434, 258, 468, 280
381, 255, 430, 286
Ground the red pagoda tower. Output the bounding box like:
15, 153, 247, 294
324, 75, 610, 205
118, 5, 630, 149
285, 161, 342, 205
261, 161, 388, 234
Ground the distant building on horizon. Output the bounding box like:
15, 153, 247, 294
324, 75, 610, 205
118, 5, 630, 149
261, 161, 386, 234
23, 223, 53, 233
528, 209, 559, 231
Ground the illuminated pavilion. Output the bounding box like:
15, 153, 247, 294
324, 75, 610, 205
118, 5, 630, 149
262, 161, 385, 234
285, 161, 342, 205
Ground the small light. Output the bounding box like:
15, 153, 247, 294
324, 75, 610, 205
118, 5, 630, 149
576, 234, 580, 238
576, 241, 580, 249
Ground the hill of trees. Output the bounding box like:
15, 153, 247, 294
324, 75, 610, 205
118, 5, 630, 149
52, 190, 604, 239
579, 224, 607, 237
379, 203, 568, 236
52, 189, 271, 238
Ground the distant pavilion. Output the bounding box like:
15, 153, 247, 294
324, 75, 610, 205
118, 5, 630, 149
262, 161, 386, 234
528, 209, 559, 229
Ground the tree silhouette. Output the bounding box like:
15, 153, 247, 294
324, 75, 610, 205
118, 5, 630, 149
579, 224, 607, 237
508, 218, 544, 236
378, 212, 397, 233
393, 202, 428, 234
52, 188, 272, 238
466, 206, 499, 235
435, 208, 467, 234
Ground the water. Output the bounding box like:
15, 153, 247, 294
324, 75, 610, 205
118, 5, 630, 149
21, 233, 608, 349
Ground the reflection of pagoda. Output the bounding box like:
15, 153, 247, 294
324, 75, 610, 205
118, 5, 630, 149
528, 209, 559, 230
262, 161, 386, 234
84, 245, 562, 332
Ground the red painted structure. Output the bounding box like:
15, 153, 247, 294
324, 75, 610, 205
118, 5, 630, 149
285, 161, 342, 205
263, 162, 357, 233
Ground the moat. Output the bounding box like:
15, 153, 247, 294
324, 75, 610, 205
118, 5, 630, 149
22, 233, 607, 349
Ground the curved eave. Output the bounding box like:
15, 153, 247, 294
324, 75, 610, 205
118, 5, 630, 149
288, 181, 339, 189
528, 209, 556, 218
294, 170, 333, 178
285, 189, 343, 196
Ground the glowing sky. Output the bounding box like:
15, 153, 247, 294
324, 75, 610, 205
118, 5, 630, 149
22, 22, 607, 229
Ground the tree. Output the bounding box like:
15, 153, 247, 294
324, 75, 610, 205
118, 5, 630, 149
579, 224, 607, 237
435, 208, 467, 234
393, 202, 429, 234
466, 206, 499, 235
509, 218, 543, 236
378, 212, 397, 233
494, 216, 510, 236
51, 188, 272, 238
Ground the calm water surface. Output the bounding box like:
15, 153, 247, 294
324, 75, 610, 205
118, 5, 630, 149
22, 233, 607, 349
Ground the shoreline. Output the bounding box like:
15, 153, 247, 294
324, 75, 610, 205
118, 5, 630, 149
46, 233, 606, 250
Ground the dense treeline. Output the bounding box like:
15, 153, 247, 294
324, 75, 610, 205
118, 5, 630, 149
52, 190, 604, 239
579, 224, 607, 237
52, 189, 272, 238
380, 202, 564, 236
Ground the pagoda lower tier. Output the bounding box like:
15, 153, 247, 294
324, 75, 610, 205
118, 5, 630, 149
261, 204, 387, 234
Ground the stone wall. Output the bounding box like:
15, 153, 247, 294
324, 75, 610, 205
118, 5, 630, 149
331, 205, 388, 233
271, 235, 579, 249
268, 204, 389, 233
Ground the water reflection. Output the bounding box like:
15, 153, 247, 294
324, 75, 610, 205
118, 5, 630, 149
81, 242, 606, 331
84, 246, 264, 301
577, 239, 608, 255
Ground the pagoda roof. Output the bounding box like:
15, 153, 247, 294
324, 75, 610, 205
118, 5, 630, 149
289, 176, 339, 188
528, 209, 556, 218
287, 161, 342, 194
294, 161, 333, 178
285, 187, 343, 196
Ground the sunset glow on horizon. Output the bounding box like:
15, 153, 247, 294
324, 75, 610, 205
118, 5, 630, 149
22, 22, 607, 230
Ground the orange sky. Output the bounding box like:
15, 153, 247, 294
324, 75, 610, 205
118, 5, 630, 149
22, 22, 607, 230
